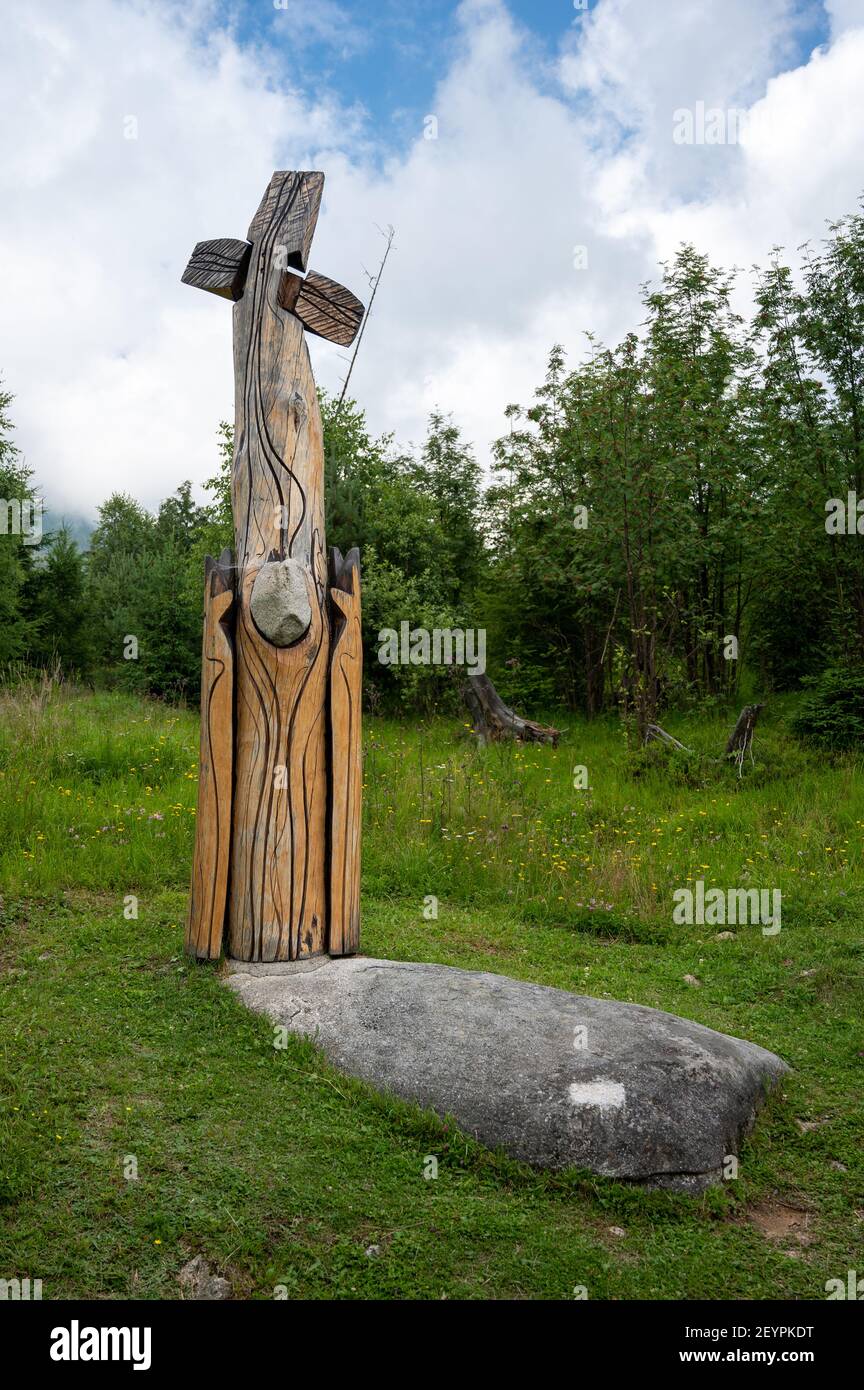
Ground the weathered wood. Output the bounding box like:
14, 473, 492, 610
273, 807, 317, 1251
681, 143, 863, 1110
181, 239, 251, 301
725, 702, 763, 776
295, 271, 364, 346
725, 703, 764, 755
186, 549, 235, 960
279, 269, 364, 346
247, 170, 323, 271
328, 548, 362, 956
464, 673, 560, 746
227, 173, 331, 962
182, 170, 367, 965
644, 722, 692, 752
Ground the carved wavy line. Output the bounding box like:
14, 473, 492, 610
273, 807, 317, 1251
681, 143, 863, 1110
240, 178, 303, 568
336, 638, 360, 941
284, 606, 327, 955
237, 606, 277, 958
296, 696, 327, 955
204, 654, 225, 951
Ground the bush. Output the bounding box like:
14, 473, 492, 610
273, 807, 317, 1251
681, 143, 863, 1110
791, 665, 864, 749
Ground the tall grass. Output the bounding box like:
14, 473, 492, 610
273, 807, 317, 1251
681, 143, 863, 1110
1, 682, 862, 1300
1, 682, 862, 935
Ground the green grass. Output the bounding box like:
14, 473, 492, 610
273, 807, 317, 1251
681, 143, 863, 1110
1, 678, 862, 1299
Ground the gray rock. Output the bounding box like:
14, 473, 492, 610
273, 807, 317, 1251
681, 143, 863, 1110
250, 558, 312, 646
178, 1255, 231, 1301
225, 956, 788, 1190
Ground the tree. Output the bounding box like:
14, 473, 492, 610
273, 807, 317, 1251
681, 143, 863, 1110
87, 485, 207, 698
23, 528, 93, 675
410, 410, 486, 608
0, 383, 41, 665
752, 209, 864, 680
86, 494, 155, 673
486, 247, 761, 731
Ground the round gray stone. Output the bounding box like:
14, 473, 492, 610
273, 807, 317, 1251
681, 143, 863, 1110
250, 558, 312, 646
225, 956, 788, 1190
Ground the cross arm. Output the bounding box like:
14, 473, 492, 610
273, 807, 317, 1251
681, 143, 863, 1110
181, 238, 252, 301
180, 170, 364, 344
280, 270, 364, 347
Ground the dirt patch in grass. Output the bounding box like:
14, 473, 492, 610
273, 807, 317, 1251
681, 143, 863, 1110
747, 1200, 812, 1244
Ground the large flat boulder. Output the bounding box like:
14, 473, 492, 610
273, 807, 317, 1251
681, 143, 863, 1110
225, 956, 787, 1190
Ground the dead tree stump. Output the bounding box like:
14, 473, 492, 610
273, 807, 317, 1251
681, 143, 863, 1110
725, 703, 764, 775
463, 673, 560, 746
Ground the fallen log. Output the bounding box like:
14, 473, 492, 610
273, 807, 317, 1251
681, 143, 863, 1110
643, 722, 692, 752
463, 673, 560, 746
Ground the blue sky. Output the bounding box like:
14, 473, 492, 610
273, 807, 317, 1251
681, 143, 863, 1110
224, 0, 833, 158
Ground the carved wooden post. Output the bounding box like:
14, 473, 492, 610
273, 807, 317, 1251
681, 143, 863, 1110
182, 171, 365, 963
329, 547, 363, 955
186, 549, 234, 960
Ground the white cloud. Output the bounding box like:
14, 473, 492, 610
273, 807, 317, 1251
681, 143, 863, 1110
0, 0, 861, 520
0, 0, 362, 515
583, 23, 864, 282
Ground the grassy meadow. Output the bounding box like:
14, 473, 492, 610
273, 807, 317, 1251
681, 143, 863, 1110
0, 674, 862, 1300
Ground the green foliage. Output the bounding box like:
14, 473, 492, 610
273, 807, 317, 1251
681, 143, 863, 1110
5, 197, 864, 719
320, 396, 487, 708
791, 664, 864, 748
486, 248, 761, 730
86, 486, 205, 700
22, 528, 93, 675
628, 734, 806, 790
627, 741, 722, 789
411, 409, 485, 608
361, 547, 467, 712
0, 383, 41, 665
750, 210, 864, 678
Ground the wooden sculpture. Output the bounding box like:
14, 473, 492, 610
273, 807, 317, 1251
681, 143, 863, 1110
183, 171, 364, 963
328, 547, 363, 956
186, 549, 234, 959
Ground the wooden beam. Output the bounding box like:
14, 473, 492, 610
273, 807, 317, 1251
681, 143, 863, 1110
181, 239, 251, 301
246, 171, 323, 271
328, 548, 362, 956
227, 177, 330, 963
185, 550, 235, 960
292, 271, 364, 347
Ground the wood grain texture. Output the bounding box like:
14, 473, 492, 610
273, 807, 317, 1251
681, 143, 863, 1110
181, 238, 252, 301
328, 547, 362, 956
228, 172, 330, 962
294, 271, 364, 347
247, 171, 323, 273
186, 549, 235, 960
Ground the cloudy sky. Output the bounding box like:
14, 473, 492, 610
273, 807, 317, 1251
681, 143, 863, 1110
1, 0, 862, 521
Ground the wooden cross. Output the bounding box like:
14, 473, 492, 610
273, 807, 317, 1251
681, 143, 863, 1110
182, 171, 363, 964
